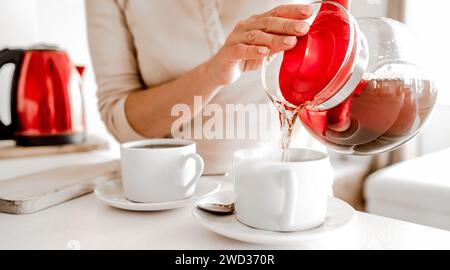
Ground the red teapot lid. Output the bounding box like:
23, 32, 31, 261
279, 1, 368, 110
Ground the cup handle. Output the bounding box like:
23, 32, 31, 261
279, 170, 297, 230
183, 153, 204, 192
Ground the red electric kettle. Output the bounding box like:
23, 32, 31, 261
0, 45, 86, 146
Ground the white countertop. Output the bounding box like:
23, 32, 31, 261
1, 151, 450, 250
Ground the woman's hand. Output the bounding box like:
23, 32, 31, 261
207, 4, 313, 86
122, 4, 313, 139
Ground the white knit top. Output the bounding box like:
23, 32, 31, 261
86, 0, 305, 173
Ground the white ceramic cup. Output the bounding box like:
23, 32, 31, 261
234, 148, 334, 232
121, 139, 204, 203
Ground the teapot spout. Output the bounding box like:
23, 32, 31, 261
75, 65, 86, 77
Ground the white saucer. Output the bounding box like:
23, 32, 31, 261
193, 191, 355, 245
95, 177, 220, 211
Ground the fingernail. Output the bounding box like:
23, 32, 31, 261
284, 36, 297, 46
258, 47, 269, 55
300, 6, 313, 16
295, 23, 309, 34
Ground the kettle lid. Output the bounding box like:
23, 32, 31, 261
27, 43, 64, 52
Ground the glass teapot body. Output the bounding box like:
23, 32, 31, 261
262, 1, 437, 155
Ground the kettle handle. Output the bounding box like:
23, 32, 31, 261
0, 49, 23, 140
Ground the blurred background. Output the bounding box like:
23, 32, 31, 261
1, 0, 450, 230
1, 0, 448, 151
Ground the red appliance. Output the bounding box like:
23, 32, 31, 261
0, 45, 85, 146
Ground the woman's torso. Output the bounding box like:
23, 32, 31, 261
119, 0, 300, 173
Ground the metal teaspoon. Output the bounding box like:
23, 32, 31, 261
197, 202, 235, 216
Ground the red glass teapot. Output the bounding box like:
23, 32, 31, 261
262, 0, 437, 155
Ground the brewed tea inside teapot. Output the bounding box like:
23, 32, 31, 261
262, 0, 437, 155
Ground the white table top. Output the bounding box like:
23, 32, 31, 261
1, 152, 450, 250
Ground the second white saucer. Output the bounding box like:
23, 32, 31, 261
193, 191, 356, 245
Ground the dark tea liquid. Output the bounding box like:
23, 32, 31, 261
299, 77, 437, 154
133, 144, 185, 149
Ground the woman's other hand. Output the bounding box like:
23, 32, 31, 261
207, 4, 313, 86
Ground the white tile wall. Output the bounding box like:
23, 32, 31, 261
0, 0, 39, 47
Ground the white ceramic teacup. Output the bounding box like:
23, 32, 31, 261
234, 148, 334, 232
121, 139, 204, 203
